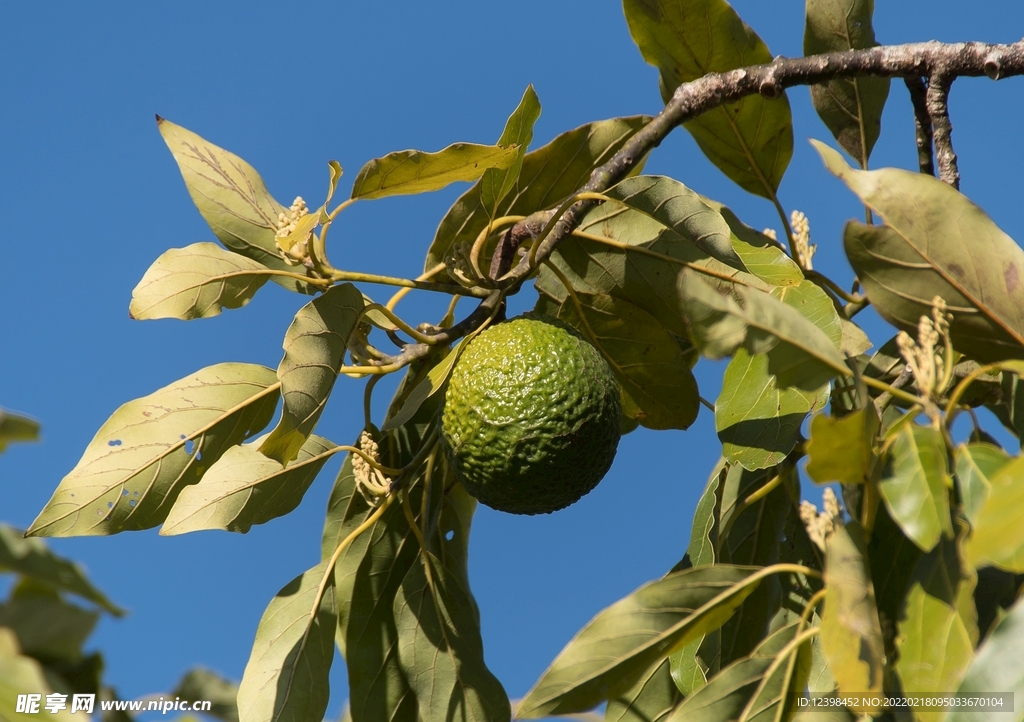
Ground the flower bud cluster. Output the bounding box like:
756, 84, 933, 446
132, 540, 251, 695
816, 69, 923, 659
790, 210, 815, 271
352, 430, 391, 505
275, 196, 311, 265
896, 296, 952, 401
800, 487, 843, 551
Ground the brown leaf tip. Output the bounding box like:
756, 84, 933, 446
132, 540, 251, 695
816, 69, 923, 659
155, 114, 164, 124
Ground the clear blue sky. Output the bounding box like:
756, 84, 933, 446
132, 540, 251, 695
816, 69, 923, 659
3, 2, 1024, 719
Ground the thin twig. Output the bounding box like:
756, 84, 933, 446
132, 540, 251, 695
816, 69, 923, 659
904, 76, 935, 176
927, 71, 960, 188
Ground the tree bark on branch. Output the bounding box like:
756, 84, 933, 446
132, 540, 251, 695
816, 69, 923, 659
402, 39, 1024, 365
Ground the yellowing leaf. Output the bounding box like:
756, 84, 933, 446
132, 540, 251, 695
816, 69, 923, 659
27, 364, 279, 537
427, 116, 650, 271
129, 242, 272, 320
161, 434, 339, 535
805, 407, 880, 485
820, 523, 885, 715
964, 454, 1024, 572
157, 117, 315, 294
351, 142, 520, 200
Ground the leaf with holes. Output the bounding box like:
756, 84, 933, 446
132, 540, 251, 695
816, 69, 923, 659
0, 525, 123, 614
479, 85, 541, 218
555, 292, 700, 430
516, 565, 764, 718
878, 423, 953, 553
350, 142, 519, 201
260, 283, 363, 464
236, 559, 337, 722
815, 141, 1024, 362
161, 434, 338, 535
623, 0, 793, 198
804, 0, 890, 166
426, 116, 650, 271
157, 117, 315, 294
27, 363, 279, 537
129, 242, 274, 320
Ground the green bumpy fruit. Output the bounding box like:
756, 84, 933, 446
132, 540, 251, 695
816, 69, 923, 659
440, 314, 622, 515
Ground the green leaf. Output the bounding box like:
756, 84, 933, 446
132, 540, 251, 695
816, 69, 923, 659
954, 443, 1010, 526
156, 117, 315, 294
964, 454, 1024, 572
839, 319, 872, 357
172, 668, 239, 722
237, 559, 336, 722
555, 292, 700, 430
804, 0, 890, 167
815, 141, 1024, 362
161, 434, 338, 535
947, 595, 1024, 722
129, 242, 273, 321
715, 281, 841, 470
393, 550, 511, 722
895, 534, 978, 714
601, 176, 741, 267
0, 582, 98, 662
867, 503, 922, 651
27, 363, 280, 537
0, 629, 82, 722
350, 142, 520, 201
323, 364, 505, 722
701, 198, 803, 288
516, 565, 765, 718
717, 350, 827, 471
819, 523, 885, 715
679, 271, 849, 387
480, 85, 542, 217
714, 465, 797, 664
381, 346, 461, 433
606, 658, 682, 722
537, 201, 755, 341
805, 407, 880, 485
0, 524, 123, 614
260, 283, 363, 464
623, 0, 793, 198
878, 423, 954, 553
665, 623, 811, 722
426, 116, 650, 271
0, 408, 39, 453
